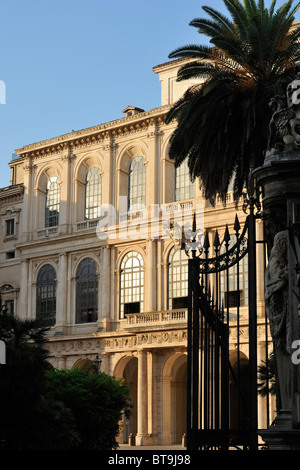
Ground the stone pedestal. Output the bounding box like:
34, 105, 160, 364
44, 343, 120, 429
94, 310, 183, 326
260, 410, 300, 450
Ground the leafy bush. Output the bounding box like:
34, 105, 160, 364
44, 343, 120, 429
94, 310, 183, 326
0, 311, 130, 450
45, 368, 131, 450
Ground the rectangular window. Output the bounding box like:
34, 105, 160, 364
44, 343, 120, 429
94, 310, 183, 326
172, 297, 188, 309
124, 302, 140, 314
4, 300, 14, 314
5, 219, 15, 236
224, 290, 245, 308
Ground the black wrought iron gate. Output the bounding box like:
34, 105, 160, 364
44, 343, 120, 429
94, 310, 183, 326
186, 203, 266, 450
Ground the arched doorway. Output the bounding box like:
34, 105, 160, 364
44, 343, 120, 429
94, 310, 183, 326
162, 353, 187, 445
72, 358, 93, 371
114, 356, 138, 443
229, 350, 251, 445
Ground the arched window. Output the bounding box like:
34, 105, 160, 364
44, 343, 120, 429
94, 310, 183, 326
168, 247, 188, 309
85, 167, 102, 219
45, 176, 60, 227
120, 251, 144, 318
220, 235, 248, 308
36, 264, 56, 327
128, 156, 145, 211
175, 160, 194, 201
76, 258, 98, 323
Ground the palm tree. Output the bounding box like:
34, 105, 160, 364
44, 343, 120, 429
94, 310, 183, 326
165, 0, 300, 205
257, 350, 277, 397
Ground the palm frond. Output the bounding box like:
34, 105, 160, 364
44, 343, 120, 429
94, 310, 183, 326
167, 0, 300, 204
168, 44, 214, 60
189, 18, 228, 38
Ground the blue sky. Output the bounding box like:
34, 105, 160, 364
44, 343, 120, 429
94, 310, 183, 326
0, 0, 299, 189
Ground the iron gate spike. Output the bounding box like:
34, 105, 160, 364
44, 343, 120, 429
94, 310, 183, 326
203, 231, 210, 249
234, 214, 240, 233
224, 224, 230, 244
213, 230, 220, 248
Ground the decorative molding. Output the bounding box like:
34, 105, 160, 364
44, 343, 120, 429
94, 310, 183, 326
0, 184, 24, 204
13, 106, 171, 161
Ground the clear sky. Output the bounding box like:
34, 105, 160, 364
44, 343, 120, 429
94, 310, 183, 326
0, 0, 299, 189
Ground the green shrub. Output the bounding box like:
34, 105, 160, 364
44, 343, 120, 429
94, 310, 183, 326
45, 368, 131, 450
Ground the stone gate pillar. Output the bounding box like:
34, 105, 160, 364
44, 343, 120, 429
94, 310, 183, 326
254, 74, 300, 449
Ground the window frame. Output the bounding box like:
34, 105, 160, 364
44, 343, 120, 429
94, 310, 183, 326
120, 251, 144, 319
75, 258, 98, 324
175, 160, 195, 202
128, 156, 146, 211
45, 176, 60, 228
36, 264, 57, 327
85, 167, 102, 220
220, 235, 249, 308
168, 246, 189, 310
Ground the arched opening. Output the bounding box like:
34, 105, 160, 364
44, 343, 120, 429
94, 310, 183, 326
229, 351, 251, 445
117, 145, 146, 214
114, 356, 138, 444
34, 166, 62, 231
162, 353, 187, 445
172, 358, 187, 443
72, 358, 98, 374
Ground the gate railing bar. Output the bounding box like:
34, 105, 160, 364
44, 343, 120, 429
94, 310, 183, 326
248, 205, 258, 449
234, 215, 242, 437
186, 206, 265, 450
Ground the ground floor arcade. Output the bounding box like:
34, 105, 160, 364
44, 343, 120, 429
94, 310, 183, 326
47, 317, 275, 447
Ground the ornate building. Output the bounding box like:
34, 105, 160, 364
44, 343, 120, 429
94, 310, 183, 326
0, 58, 273, 446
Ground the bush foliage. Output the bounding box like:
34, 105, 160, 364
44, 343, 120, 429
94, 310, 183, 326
0, 311, 130, 450
45, 368, 130, 450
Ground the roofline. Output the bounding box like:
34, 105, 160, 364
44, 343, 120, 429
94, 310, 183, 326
13, 104, 172, 159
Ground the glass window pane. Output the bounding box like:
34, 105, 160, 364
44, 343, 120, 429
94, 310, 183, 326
45, 176, 60, 227
120, 251, 144, 318
175, 160, 195, 202
85, 167, 102, 220
220, 234, 249, 307
36, 264, 56, 327
76, 258, 98, 323
128, 156, 145, 211
168, 247, 188, 309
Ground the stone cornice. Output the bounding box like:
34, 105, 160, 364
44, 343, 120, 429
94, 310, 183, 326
0, 184, 24, 204
13, 105, 172, 161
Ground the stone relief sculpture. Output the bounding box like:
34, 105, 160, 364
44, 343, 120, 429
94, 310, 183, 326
265, 230, 291, 410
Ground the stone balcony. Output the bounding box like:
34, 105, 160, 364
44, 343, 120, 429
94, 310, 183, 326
124, 308, 187, 332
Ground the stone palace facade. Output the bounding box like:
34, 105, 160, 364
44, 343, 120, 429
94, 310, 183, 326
0, 58, 274, 446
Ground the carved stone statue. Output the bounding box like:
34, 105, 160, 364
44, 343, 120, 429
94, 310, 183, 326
267, 95, 295, 151
265, 230, 291, 410
266, 65, 300, 156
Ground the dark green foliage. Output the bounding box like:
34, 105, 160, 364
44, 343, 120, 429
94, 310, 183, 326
166, 0, 300, 205
45, 368, 131, 450
0, 311, 130, 450
0, 311, 51, 448
258, 350, 278, 397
